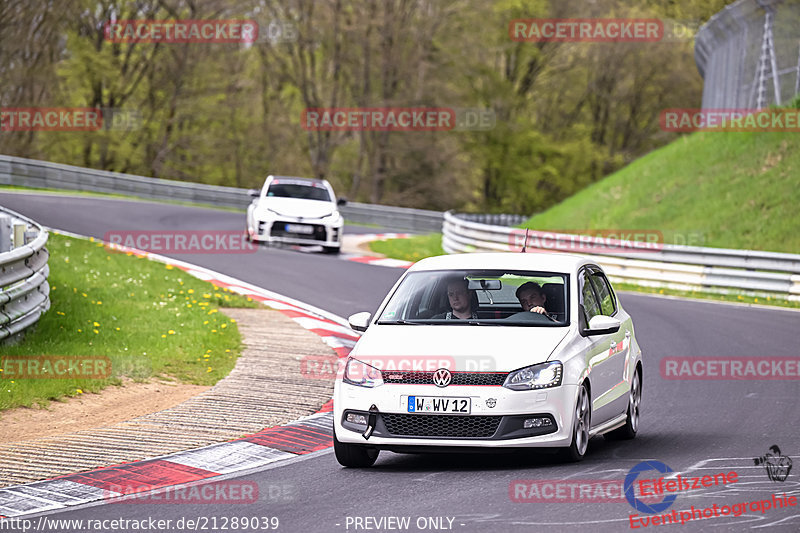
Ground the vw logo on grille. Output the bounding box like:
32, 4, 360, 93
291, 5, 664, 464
432, 368, 452, 388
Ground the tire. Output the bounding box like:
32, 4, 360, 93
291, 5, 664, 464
322, 246, 340, 254
560, 383, 591, 462
333, 431, 379, 467
605, 367, 641, 441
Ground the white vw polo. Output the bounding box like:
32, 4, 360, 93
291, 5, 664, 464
333, 252, 643, 467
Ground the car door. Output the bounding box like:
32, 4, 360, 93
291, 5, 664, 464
588, 268, 631, 419
577, 267, 620, 425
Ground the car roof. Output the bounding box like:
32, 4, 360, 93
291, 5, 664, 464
409, 252, 594, 274
268, 175, 327, 186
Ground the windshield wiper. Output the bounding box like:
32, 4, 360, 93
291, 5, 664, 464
376, 319, 424, 325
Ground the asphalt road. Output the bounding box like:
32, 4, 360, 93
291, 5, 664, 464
1, 191, 799, 533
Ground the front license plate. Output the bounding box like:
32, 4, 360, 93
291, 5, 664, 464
406, 396, 471, 414
285, 224, 314, 234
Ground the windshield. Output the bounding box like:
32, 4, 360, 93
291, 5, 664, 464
377, 269, 569, 326
266, 180, 331, 202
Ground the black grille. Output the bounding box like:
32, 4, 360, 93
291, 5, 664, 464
270, 223, 327, 241
383, 371, 507, 386
381, 414, 502, 438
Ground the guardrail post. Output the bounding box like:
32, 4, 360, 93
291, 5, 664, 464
13, 223, 26, 249
0, 215, 11, 252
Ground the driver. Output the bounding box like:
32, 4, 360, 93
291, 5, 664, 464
516, 282, 553, 318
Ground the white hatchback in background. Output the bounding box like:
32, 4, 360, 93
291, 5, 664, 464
333, 252, 643, 467
246, 175, 345, 253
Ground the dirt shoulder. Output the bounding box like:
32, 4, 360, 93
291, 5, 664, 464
0, 379, 210, 443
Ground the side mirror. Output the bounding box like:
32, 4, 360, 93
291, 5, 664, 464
348, 311, 371, 332
248, 189, 261, 198
337, 197, 347, 206
582, 315, 621, 336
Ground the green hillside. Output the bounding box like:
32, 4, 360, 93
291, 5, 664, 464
521, 130, 800, 254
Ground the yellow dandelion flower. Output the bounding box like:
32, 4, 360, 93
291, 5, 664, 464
221, 323, 227, 329
115, 327, 120, 331
76, 389, 83, 394
96, 301, 102, 305
165, 265, 174, 270
161, 334, 166, 338
206, 367, 213, 373
211, 329, 217, 333
188, 289, 194, 294
93, 329, 99, 334
168, 330, 175, 335
82, 293, 87, 297
93, 322, 100, 327
203, 320, 209, 325
78, 329, 82, 332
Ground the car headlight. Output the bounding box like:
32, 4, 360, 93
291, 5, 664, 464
503, 361, 562, 390
343, 357, 384, 388
321, 210, 341, 221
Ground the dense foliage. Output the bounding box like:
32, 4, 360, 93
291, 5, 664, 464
0, 0, 732, 213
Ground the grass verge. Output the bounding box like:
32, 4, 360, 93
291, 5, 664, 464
0, 232, 260, 411
520, 130, 800, 254
368, 233, 445, 262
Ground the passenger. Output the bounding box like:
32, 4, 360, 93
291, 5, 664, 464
434, 278, 478, 320
516, 282, 551, 317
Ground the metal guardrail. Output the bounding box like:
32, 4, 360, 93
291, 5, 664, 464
338, 202, 443, 233
442, 211, 800, 301
0, 207, 50, 343
0, 154, 444, 233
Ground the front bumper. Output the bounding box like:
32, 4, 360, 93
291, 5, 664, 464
250, 218, 342, 247
333, 381, 578, 448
